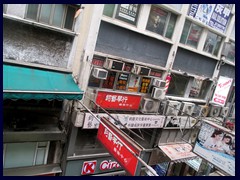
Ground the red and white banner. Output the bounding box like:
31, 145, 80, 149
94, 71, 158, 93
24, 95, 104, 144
95, 90, 142, 110
212, 76, 233, 106
97, 117, 143, 176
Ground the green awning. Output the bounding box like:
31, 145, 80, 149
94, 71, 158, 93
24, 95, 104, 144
3, 64, 84, 100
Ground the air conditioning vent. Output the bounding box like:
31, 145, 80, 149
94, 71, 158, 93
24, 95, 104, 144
104, 59, 125, 71
152, 78, 166, 88
209, 105, 221, 117
71, 111, 85, 127
151, 87, 165, 100
92, 68, 108, 79
132, 65, 150, 76
140, 98, 160, 113
180, 102, 195, 116
165, 100, 181, 116
220, 107, 229, 117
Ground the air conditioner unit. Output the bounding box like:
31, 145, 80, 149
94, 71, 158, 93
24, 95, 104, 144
92, 68, 108, 79
209, 105, 221, 117
151, 87, 165, 100
140, 98, 160, 113
158, 101, 168, 115
220, 107, 229, 117
132, 65, 150, 76
152, 78, 166, 88
104, 59, 125, 71
71, 111, 85, 127
193, 105, 209, 117
180, 102, 195, 116
165, 100, 181, 116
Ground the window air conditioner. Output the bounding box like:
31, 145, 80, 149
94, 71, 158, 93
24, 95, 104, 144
71, 111, 85, 127
132, 65, 150, 76
180, 102, 195, 116
151, 87, 165, 100
92, 68, 108, 79
140, 98, 160, 113
194, 105, 209, 117
152, 78, 166, 88
104, 59, 125, 71
209, 105, 221, 117
220, 107, 229, 117
165, 100, 181, 116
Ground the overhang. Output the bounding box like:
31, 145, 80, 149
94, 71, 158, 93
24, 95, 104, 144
3, 64, 84, 100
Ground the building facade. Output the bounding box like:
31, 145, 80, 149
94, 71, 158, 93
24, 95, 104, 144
3, 4, 235, 176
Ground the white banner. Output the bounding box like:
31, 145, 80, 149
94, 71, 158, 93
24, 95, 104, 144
82, 113, 165, 129
212, 76, 233, 106
164, 116, 198, 128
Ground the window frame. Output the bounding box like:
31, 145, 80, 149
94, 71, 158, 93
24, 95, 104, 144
203, 31, 223, 56
25, 4, 77, 31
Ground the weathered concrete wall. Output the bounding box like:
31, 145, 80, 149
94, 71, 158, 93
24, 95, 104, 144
3, 19, 73, 68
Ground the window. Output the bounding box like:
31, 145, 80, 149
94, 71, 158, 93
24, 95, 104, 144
103, 4, 141, 25
25, 4, 77, 31
223, 41, 235, 62
3, 142, 49, 168
146, 5, 177, 39
189, 78, 212, 99
167, 74, 189, 97
203, 31, 223, 56
180, 20, 203, 48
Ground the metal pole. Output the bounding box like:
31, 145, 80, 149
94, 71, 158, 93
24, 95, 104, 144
78, 100, 159, 176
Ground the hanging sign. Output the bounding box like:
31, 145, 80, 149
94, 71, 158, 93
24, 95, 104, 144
95, 90, 141, 110
211, 76, 233, 106
97, 117, 143, 176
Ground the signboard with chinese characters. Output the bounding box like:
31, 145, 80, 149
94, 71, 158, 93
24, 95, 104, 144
193, 120, 235, 176
159, 143, 197, 162
95, 90, 141, 110
188, 4, 231, 33
97, 117, 143, 176
211, 76, 233, 106
82, 113, 166, 129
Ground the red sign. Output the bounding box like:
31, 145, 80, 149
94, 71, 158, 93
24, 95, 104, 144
97, 117, 143, 176
92, 58, 105, 67
95, 91, 141, 110
81, 160, 97, 175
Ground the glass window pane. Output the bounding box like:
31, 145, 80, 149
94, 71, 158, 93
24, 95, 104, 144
167, 74, 189, 96
146, 6, 168, 36
103, 4, 115, 17
128, 75, 140, 92
186, 23, 202, 48
213, 36, 222, 56
139, 77, 151, 93
39, 4, 52, 24
35, 149, 46, 165
26, 4, 39, 20
116, 73, 129, 90
64, 6, 76, 30
52, 4, 64, 27
102, 71, 116, 89
165, 13, 177, 39
203, 31, 217, 54
180, 20, 191, 44
4, 142, 36, 168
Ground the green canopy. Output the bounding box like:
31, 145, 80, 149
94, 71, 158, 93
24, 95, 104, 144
3, 64, 84, 100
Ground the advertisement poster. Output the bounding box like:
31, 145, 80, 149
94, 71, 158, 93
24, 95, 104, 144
83, 113, 165, 129
211, 76, 233, 106
95, 90, 141, 110
115, 4, 140, 25
193, 121, 235, 176
97, 117, 143, 176
164, 116, 198, 128
188, 4, 231, 33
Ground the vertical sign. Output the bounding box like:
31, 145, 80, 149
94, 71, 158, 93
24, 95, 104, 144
97, 117, 143, 176
212, 76, 233, 106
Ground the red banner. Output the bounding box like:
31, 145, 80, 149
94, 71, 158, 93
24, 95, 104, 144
97, 117, 142, 176
95, 91, 141, 110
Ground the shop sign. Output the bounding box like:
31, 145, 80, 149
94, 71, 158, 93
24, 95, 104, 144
193, 121, 235, 176
95, 91, 141, 110
159, 143, 197, 162
97, 117, 143, 176
82, 112, 165, 129
212, 76, 233, 106
115, 4, 140, 25
82, 160, 97, 175
188, 4, 231, 33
